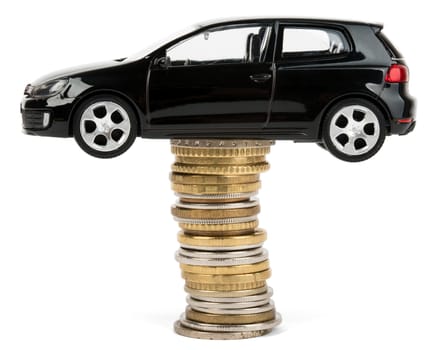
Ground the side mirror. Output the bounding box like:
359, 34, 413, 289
154, 56, 171, 68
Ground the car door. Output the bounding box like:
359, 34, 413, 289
148, 23, 274, 134
268, 23, 355, 139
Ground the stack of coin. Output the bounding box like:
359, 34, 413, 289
170, 139, 281, 340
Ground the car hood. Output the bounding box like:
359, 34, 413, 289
32, 60, 125, 85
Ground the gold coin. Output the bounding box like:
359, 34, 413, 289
184, 285, 269, 298
171, 146, 271, 157
185, 307, 276, 325
171, 205, 260, 220
180, 220, 258, 232
172, 182, 261, 195
186, 280, 266, 292
182, 269, 271, 284
170, 173, 260, 185
177, 229, 266, 247
180, 261, 270, 275
179, 197, 251, 204
180, 229, 256, 237
175, 156, 266, 165
172, 162, 270, 175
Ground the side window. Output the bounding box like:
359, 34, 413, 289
167, 25, 271, 66
281, 27, 348, 58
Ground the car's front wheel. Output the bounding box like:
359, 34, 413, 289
321, 99, 386, 162
73, 95, 137, 158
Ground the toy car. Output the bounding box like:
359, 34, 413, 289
21, 18, 415, 161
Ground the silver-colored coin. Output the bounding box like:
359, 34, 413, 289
175, 199, 259, 210
179, 313, 282, 333
174, 320, 272, 340
189, 303, 275, 315
173, 215, 258, 225
178, 247, 265, 259
175, 192, 258, 200
187, 297, 273, 311
189, 287, 273, 303
171, 139, 275, 148
175, 251, 268, 267
180, 243, 264, 252
185, 285, 269, 298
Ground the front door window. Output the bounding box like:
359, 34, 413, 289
166, 25, 271, 66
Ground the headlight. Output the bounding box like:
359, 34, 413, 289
31, 79, 68, 98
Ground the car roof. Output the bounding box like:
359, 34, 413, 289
197, 17, 383, 30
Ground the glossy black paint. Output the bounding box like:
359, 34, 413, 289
21, 18, 415, 141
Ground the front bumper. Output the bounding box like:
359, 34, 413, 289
21, 95, 75, 137
22, 109, 51, 130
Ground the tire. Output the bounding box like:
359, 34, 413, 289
321, 98, 386, 162
73, 95, 137, 158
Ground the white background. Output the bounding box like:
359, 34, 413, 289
1, 1, 445, 349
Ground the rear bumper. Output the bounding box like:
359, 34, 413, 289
391, 118, 416, 135
379, 83, 416, 136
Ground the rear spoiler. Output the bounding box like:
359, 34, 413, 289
370, 23, 384, 33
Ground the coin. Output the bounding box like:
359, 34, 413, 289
174, 320, 272, 340
172, 205, 260, 220
177, 229, 267, 248
178, 247, 264, 259
180, 261, 270, 275
175, 250, 268, 267
185, 307, 276, 325
171, 139, 274, 148
179, 220, 259, 232
179, 229, 257, 237
175, 199, 259, 210
175, 215, 258, 225
175, 156, 266, 165
185, 280, 266, 291
171, 145, 271, 157
182, 269, 272, 284
171, 162, 270, 175
178, 312, 281, 332
184, 285, 269, 298
179, 196, 253, 204
188, 287, 273, 303
175, 191, 257, 202
171, 146, 271, 158
188, 302, 275, 315
170, 173, 260, 185
180, 242, 263, 251
187, 296, 272, 310
171, 182, 261, 195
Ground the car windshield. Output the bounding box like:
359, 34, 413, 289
126, 25, 200, 61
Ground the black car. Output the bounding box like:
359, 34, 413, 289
21, 18, 415, 162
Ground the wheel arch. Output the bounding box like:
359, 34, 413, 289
317, 93, 392, 139
68, 89, 143, 136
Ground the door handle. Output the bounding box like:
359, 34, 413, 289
249, 73, 272, 83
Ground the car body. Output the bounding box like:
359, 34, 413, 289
21, 17, 415, 161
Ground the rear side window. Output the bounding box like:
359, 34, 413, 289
376, 32, 402, 58
281, 27, 349, 58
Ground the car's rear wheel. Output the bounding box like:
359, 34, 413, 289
73, 95, 137, 158
321, 99, 386, 162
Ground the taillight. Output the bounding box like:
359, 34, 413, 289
385, 64, 409, 83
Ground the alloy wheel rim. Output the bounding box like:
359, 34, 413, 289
80, 101, 131, 152
329, 105, 380, 156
